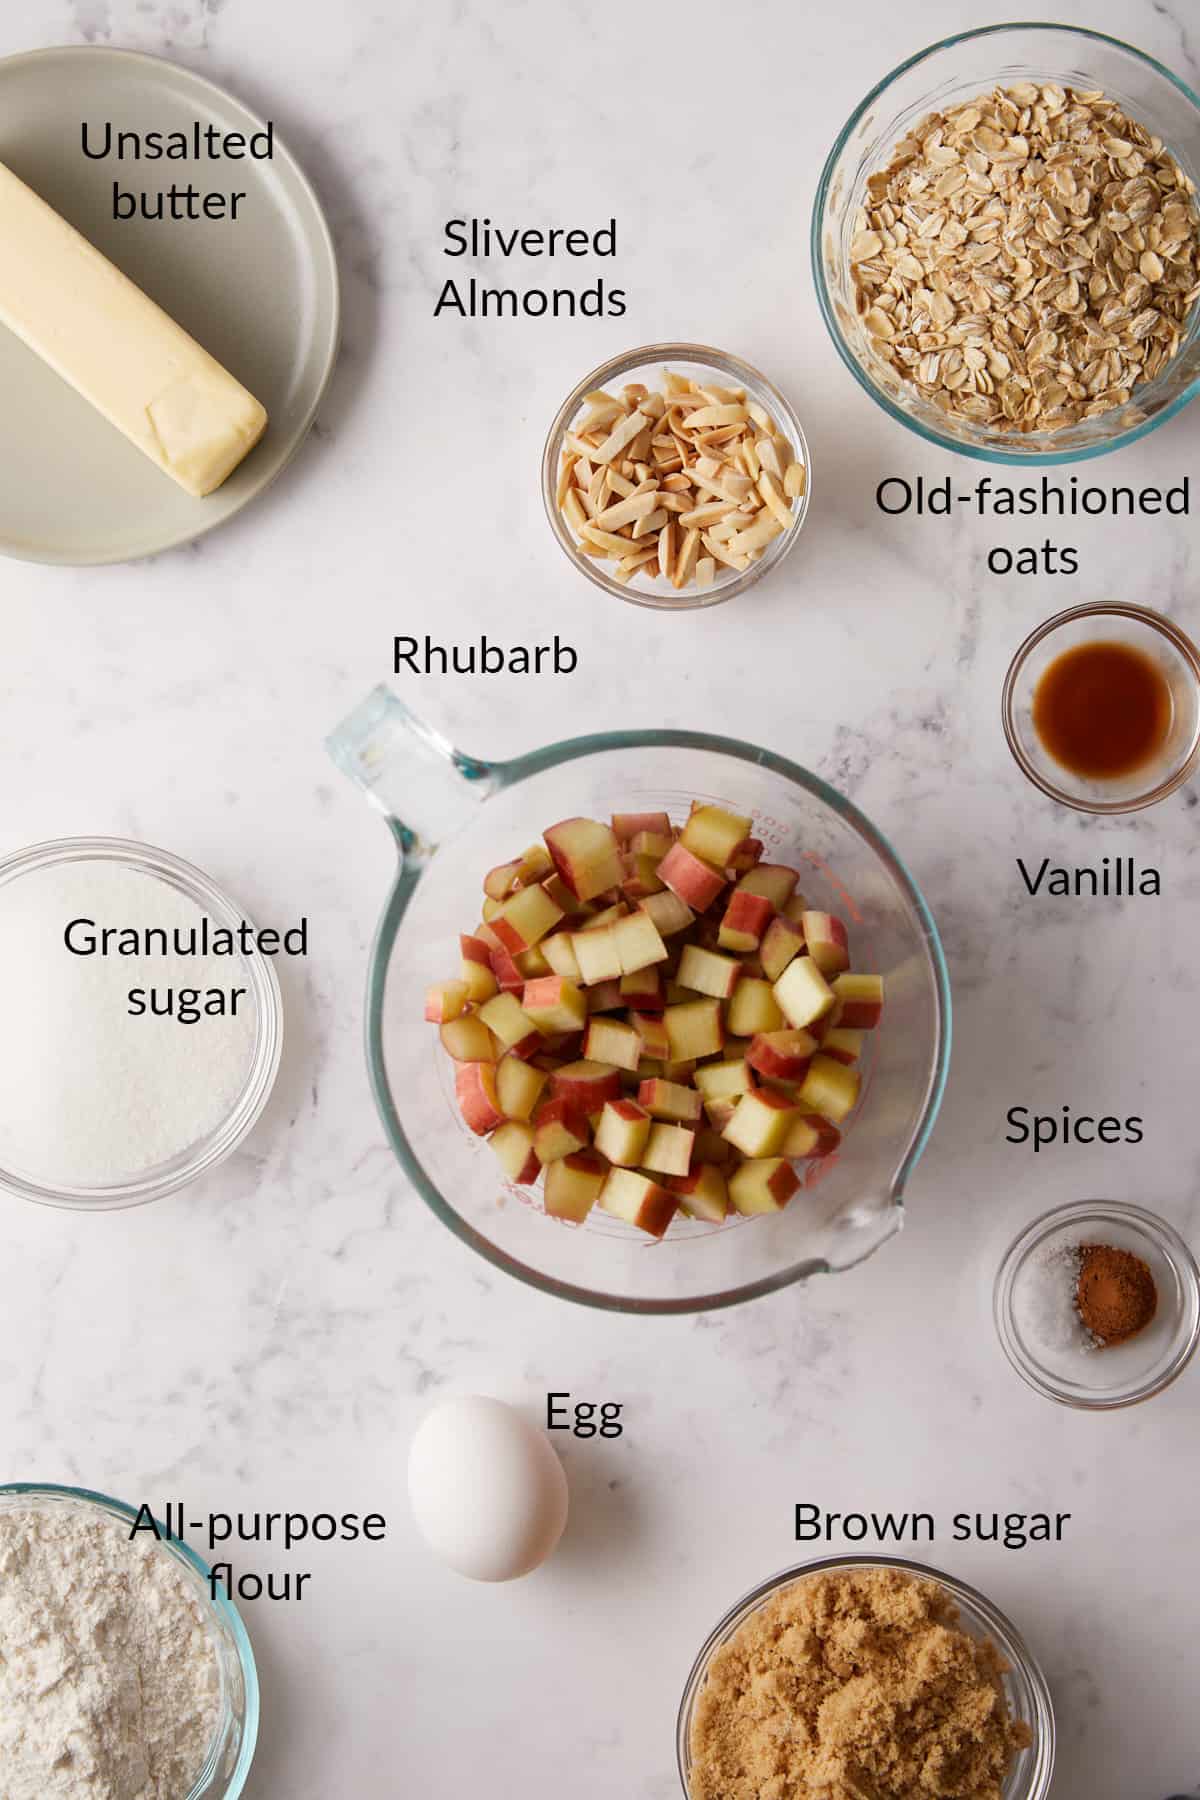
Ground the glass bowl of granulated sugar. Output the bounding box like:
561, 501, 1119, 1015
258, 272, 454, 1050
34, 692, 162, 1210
0, 837, 283, 1209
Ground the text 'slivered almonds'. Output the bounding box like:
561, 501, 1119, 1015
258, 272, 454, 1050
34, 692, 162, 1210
851, 83, 1200, 433
557, 371, 806, 590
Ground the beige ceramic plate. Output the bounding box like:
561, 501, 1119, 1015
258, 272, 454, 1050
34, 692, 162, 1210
0, 45, 340, 565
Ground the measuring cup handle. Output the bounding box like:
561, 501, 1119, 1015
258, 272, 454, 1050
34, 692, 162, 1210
326, 685, 498, 861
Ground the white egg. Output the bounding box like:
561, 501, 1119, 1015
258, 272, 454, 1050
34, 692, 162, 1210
407, 1395, 569, 1582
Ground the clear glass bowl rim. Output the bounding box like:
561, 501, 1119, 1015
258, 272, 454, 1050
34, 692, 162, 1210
0, 835, 284, 1210
811, 21, 1200, 466
541, 341, 811, 611
993, 1197, 1200, 1408
364, 724, 952, 1315
675, 1552, 1056, 1800
0, 1481, 259, 1799
1000, 601, 1200, 813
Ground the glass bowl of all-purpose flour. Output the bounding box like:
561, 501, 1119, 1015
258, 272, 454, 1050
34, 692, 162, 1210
0, 1483, 259, 1799
0, 837, 283, 1209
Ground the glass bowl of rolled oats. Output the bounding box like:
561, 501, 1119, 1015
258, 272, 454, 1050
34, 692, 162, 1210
542, 344, 810, 609
813, 24, 1200, 462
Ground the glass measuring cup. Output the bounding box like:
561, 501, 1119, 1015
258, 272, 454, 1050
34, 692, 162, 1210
329, 689, 951, 1314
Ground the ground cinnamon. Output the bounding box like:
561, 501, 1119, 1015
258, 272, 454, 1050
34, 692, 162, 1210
1076, 1243, 1157, 1346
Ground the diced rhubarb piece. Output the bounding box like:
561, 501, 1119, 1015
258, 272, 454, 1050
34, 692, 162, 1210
610, 909, 669, 976
746, 1029, 819, 1083
491, 883, 565, 954
630, 1012, 670, 1060
572, 926, 623, 986
783, 1113, 843, 1158
489, 1120, 541, 1184
612, 810, 672, 843
662, 1058, 697, 1083
544, 1149, 607, 1222
717, 890, 774, 953
822, 1026, 864, 1066
533, 1096, 590, 1164
658, 841, 726, 912
639, 890, 695, 937
760, 915, 806, 982
541, 932, 582, 981
783, 893, 809, 923
483, 858, 523, 901
586, 979, 625, 1013
479, 992, 542, 1056
800, 912, 851, 976
543, 817, 623, 902
680, 804, 753, 868
629, 829, 673, 858
638, 1077, 704, 1123
727, 978, 785, 1037
594, 1098, 652, 1167
663, 999, 724, 1062
598, 1168, 679, 1239
460, 934, 500, 1002
455, 1062, 505, 1135
727, 837, 764, 874
797, 1054, 862, 1123
424, 979, 469, 1024
730, 1158, 800, 1215
621, 853, 665, 900
831, 973, 884, 1029
496, 1054, 548, 1122
579, 902, 627, 931
703, 1095, 739, 1132
677, 943, 741, 999
669, 1163, 728, 1222
693, 1060, 754, 1103
642, 1121, 694, 1178
542, 872, 591, 917
440, 1015, 497, 1063
522, 976, 587, 1035
481, 896, 502, 922
722, 1088, 797, 1157
583, 1016, 642, 1073
773, 957, 836, 1029
515, 945, 552, 980
549, 1059, 623, 1112
488, 945, 524, 994
619, 966, 663, 1008
737, 864, 800, 907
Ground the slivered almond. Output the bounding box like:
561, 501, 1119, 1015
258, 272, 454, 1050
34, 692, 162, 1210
595, 492, 661, 530
557, 365, 805, 591
683, 403, 749, 429
757, 471, 795, 531
591, 408, 651, 464
658, 520, 676, 581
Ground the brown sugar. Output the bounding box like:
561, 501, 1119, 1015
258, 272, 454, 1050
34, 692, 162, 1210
1076, 1243, 1158, 1346
688, 1567, 1031, 1800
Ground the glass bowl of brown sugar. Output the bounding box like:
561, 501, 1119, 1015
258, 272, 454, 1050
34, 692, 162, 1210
995, 1199, 1200, 1408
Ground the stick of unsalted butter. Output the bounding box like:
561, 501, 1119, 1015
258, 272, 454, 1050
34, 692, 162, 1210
0, 159, 267, 497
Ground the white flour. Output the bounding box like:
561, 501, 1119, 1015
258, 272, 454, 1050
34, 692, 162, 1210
0, 858, 256, 1187
0, 1504, 221, 1799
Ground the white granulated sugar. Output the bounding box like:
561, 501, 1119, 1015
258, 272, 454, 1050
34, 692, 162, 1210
1015, 1241, 1096, 1354
0, 1504, 221, 1800
0, 859, 255, 1187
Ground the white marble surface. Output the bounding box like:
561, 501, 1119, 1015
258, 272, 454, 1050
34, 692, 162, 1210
3, 0, 1200, 1795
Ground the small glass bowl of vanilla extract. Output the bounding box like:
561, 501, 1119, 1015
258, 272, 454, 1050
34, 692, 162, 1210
1003, 604, 1200, 814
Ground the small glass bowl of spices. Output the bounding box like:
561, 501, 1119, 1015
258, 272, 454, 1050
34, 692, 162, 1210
995, 1199, 1200, 1408
1003, 603, 1200, 812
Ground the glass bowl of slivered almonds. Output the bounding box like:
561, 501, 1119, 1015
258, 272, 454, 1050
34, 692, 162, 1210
542, 344, 811, 610
813, 24, 1200, 464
